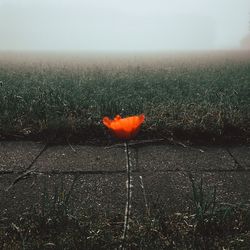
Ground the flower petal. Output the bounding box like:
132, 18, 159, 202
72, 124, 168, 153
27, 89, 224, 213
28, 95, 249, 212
114, 115, 121, 121
103, 117, 112, 128
103, 114, 145, 140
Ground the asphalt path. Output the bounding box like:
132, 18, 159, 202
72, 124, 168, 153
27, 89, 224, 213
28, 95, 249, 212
0, 141, 249, 218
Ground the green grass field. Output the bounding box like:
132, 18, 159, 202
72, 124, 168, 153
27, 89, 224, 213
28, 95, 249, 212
0, 51, 249, 143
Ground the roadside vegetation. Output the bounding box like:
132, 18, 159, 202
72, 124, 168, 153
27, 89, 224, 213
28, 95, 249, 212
1, 174, 249, 249
0, 51, 249, 143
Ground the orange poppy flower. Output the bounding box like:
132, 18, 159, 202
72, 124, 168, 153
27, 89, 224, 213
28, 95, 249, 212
103, 114, 145, 140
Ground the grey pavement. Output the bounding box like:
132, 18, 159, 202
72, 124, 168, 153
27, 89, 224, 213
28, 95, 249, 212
0, 141, 250, 218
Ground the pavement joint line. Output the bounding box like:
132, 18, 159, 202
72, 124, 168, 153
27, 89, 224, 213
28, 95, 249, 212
106, 138, 205, 150
29, 170, 127, 175
0, 171, 13, 174
2, 168, 250, 177
33, 169, 250, 174
104, 139, 165, 149
104, 139, 205, 152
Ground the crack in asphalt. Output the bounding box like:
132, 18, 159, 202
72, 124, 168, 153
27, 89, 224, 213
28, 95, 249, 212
226, 147, 245, 170
5, 143, 50, 191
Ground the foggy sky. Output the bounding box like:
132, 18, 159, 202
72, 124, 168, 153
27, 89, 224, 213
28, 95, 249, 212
0, 0, 249, 51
